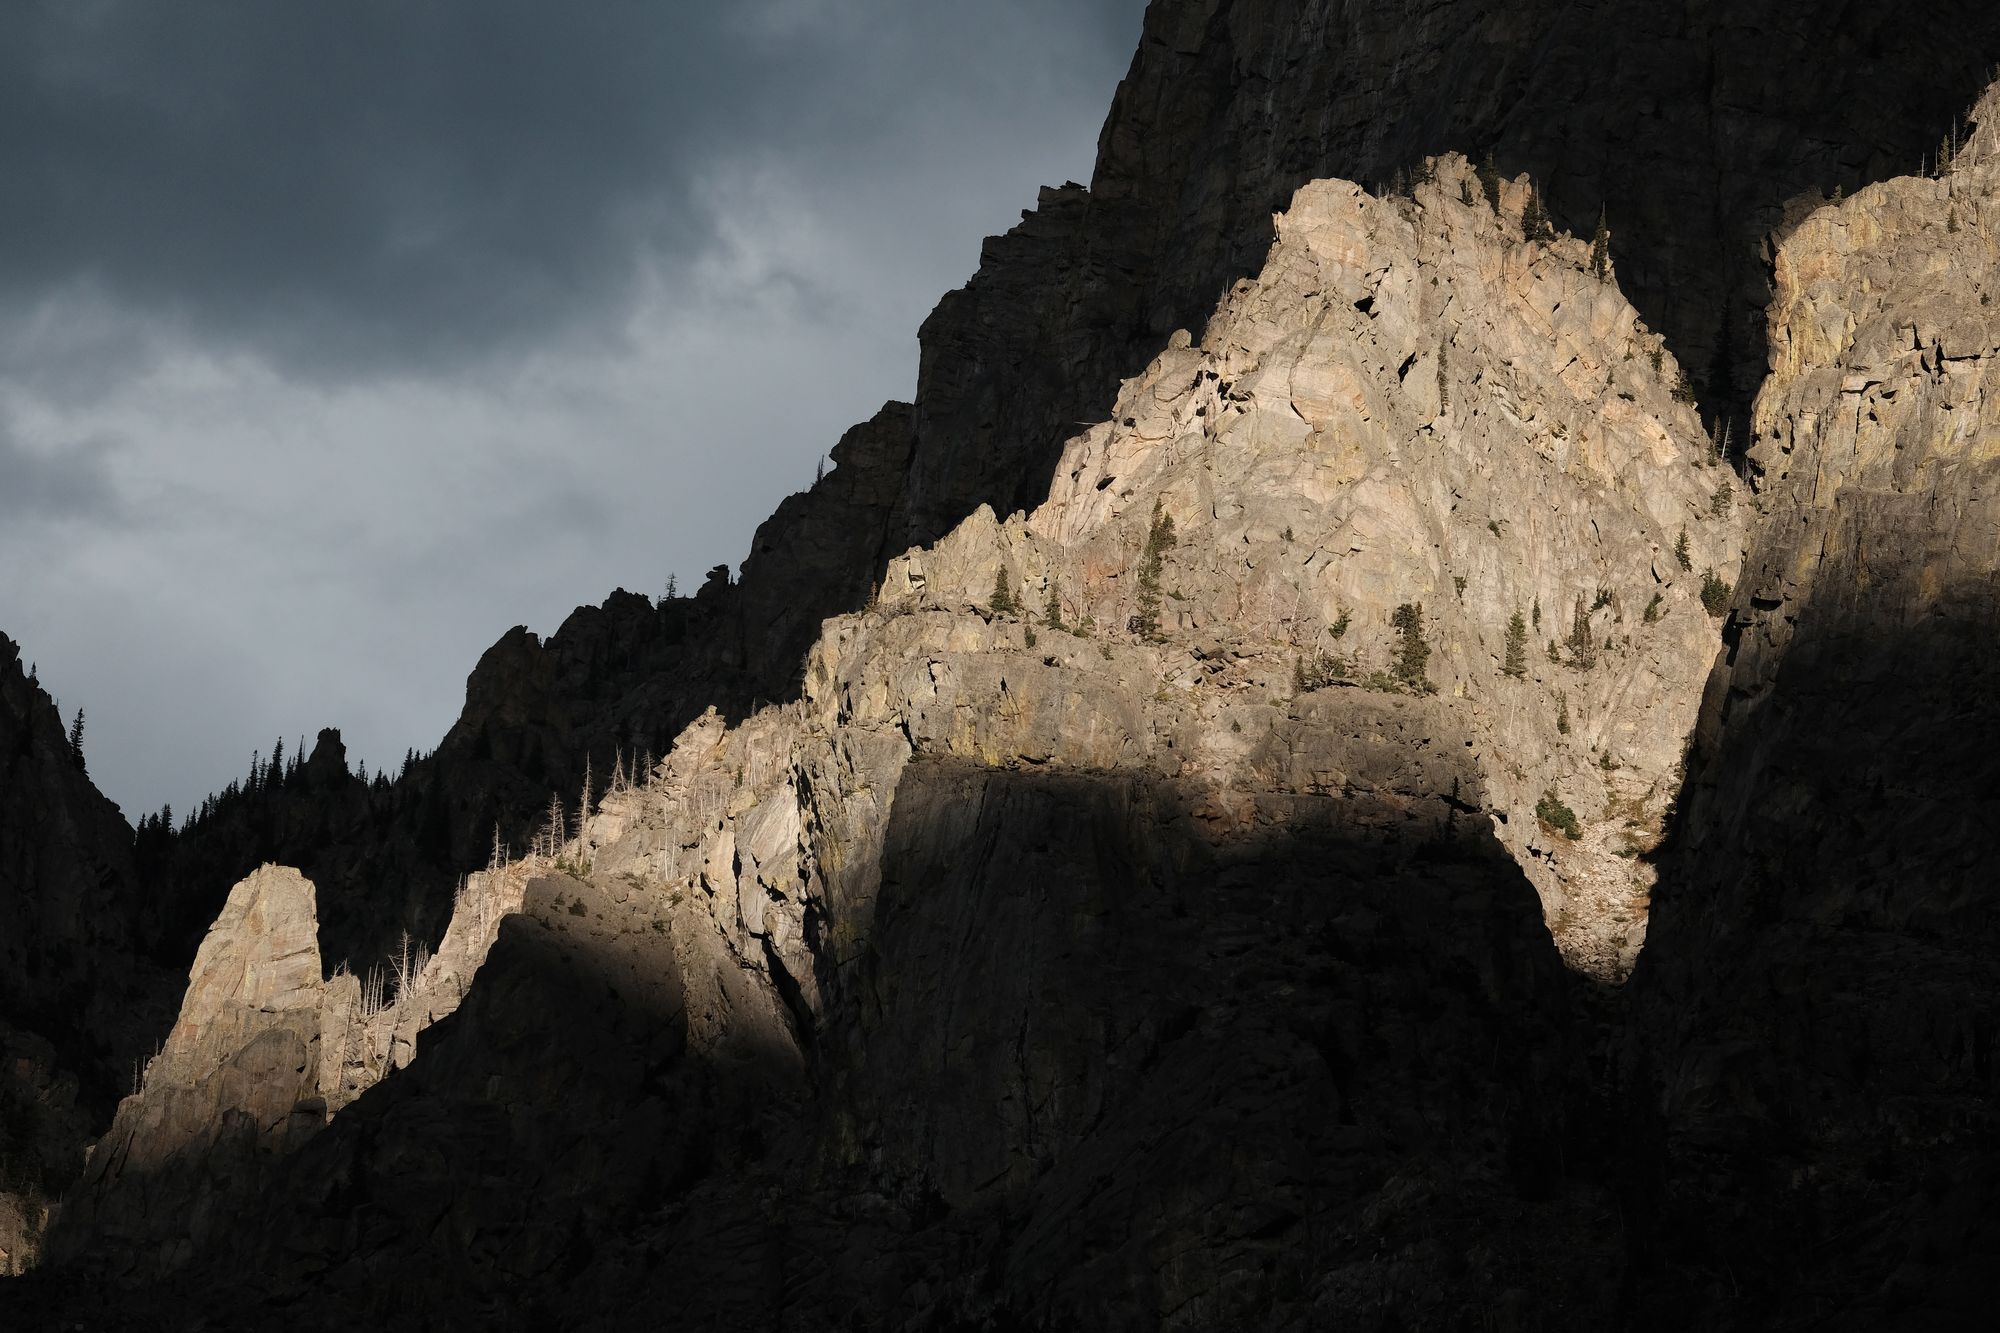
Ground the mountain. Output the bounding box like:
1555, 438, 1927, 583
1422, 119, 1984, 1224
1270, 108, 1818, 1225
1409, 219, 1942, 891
28, 155, 1717, 1323
6, 0, 2000, 1325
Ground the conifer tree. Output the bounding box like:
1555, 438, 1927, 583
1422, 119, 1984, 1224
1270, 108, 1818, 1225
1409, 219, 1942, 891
1566, 595, 1598, 670
1044, 583, 1065, 632
1591, 207, 1611, 279
1131, 501, 1178, 639
67, 708, 86, 774
1522, 186, 1552, 242
1391, 603, 1433, 691
989, 567, 1018, 616
1503, 609, 1529, 678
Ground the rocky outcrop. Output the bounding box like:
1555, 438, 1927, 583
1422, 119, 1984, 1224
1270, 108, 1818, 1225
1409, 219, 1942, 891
54, 866, 327, 1274
54, 860, 528, 1277
1626, 82, 2000, 1325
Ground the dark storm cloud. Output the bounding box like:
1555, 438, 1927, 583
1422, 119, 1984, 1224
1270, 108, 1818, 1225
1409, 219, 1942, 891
0, 0, 1143, 378
0, 418, 120, 520
0, 0, 1149, 819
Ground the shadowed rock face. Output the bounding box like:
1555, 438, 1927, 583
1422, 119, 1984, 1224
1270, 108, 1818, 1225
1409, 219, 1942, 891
15, 751, 1614, 1331
779, 757, 1614, 1330
0, 636, 174, 1274
0, 636, 156, 1096
1625, 86, 2000, 1327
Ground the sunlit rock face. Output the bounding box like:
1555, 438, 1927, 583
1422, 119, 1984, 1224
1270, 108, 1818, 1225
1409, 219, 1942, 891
52, 861, 528, 1278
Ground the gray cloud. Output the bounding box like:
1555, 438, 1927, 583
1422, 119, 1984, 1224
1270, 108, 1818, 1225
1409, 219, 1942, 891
0, 417, 121, 520
0, 0, 1149, 819
0, 0, 1144, 379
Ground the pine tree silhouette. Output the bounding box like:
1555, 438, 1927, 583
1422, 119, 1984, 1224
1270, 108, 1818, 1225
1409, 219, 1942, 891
67, 708, 87, 774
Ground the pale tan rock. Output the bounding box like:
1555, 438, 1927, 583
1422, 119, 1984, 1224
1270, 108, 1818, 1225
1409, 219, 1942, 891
56, 858, 531, 1273
559, 154, 1740, 1025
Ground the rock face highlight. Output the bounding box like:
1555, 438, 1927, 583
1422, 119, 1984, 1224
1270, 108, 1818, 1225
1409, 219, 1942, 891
55, 860, 528, 1276
56, 866, 328, 1274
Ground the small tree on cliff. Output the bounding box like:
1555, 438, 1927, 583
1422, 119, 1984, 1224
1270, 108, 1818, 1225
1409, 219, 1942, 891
1591, 208, 1611, 279
989, 567, 1019, 616
1478, 152, 1502, 212
67, 708, 86, 774
1503, 609, 1530, 678
1131, 501, 1178, 639
1566, 595, 1598, 670
1391, 603, 1433, 693
1521, 183, 1555, 242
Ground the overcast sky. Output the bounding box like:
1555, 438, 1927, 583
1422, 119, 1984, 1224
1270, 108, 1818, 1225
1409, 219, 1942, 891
0, 0, 1148, 821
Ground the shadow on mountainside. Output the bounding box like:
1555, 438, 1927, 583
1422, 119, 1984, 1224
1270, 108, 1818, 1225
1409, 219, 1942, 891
16, 753, 1631, 1330
1621, 588, 2000, 1326
26, 579, 2000, 1326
